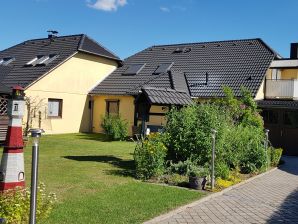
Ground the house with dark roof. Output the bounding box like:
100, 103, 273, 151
0, 33, 120, 137
90, 39, 298, 156
257, 43, 298, 156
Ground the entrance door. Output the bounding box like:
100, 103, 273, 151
262, 108, 298, 156
281, 110, 298, 156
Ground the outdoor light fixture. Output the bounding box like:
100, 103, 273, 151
211, 129, 217, 190
265, 129, 270, 170
28, 128, 44, 224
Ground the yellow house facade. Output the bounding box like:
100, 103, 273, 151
26, 52, 118, 134
0, 34, 120, 135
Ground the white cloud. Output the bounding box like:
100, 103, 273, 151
160, 6, 170, 12
88, 0, 127, 11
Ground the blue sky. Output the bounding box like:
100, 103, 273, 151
1, 0, 297, 59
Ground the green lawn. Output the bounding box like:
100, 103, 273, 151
19, 133, 204, 224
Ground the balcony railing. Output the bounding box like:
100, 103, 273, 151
265, 79, 298, 99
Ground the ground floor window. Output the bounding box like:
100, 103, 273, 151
261, 109, 278, 124
106, 100, 119, 116
48, 98, 63, 118
284, 111, 298, 128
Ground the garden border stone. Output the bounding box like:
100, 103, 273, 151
143, 167, 278, 224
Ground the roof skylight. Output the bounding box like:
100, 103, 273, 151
0, 57, 15, 66
153, 63, 174, 75
122, 64, 145, 75
25, 54, 59, 67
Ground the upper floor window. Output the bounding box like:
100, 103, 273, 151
25, 54, 59, 67
0, 57, 15, 66
271, 69, 281, 80
48, 98, 63, 118
106, 100, 119, 116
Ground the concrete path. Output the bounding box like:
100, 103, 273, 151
147, 156, 298, 224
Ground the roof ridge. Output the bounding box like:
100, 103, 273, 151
23, 34, 84, 43
151, 38, 266, 48
78, 35, 120, 60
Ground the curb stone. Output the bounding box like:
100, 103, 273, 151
143, 167, 278, 224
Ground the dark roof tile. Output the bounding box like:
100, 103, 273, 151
91, 38, 276, 98
0, 34, 120, 88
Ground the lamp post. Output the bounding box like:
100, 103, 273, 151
211, 129, 217, 190
28, 128, 44, 224
265, 129, 270, 170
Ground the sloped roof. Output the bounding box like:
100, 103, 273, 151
0, 34, 120, 89
141, 86, 192, 105
90, 38, 277, 98
257, 100, 298, 109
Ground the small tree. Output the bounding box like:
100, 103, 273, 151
24, 96, 45, 136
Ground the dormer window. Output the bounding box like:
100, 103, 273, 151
25, 54, 59, 67
0, 57, 15, 66
153, 63, 174, 75
122, 64, 145, 75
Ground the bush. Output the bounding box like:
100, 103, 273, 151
101, 115, 128, 141
269, 147, 283, 167
215, 161, 230, 179
0, 183, 57, 224
165, 103, 228, 164
134, 133, 167, 180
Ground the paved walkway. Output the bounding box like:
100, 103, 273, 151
148, 156, 298, 224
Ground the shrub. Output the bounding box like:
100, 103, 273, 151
269, 147, 283, 167
134, 133, 167, 180
165, 103, 228, 164
164, 86, 268, 176
0, 183, 57, 224
215, 161, 230, 179
101, 115, 128, 141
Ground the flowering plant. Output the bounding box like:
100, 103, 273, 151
134, 133, 167, 180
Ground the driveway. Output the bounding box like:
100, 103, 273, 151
147, 156, 298, 224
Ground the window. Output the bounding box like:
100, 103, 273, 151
48, 99, 63, 117
153, 63, 174, 75
0, 57, 15, 66
122, 64, 145, 75
272, 69, 281, 80
261, 109, 278, 124
25, 54, 59, 66
284, 111, 298, 127
106, 100, 119, 116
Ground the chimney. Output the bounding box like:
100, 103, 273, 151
290, 43, 298, 59
47, 30, 58, 40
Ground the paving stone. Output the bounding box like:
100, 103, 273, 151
147, 156, 298, 224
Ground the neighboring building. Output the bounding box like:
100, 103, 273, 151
89, 39, 275, 133
0, 34, 120, 137
90, 38, 298, 155
257, 43, 298, 156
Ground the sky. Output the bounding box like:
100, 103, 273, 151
0, 0, 298, 59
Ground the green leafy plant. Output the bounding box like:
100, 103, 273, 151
134, 133, 168, 180
215, 161, 230, 179
0, 183, 57, 224
101, 115, 128, 140
269, 147, 283, 167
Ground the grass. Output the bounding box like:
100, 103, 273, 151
16, 133, 204, 223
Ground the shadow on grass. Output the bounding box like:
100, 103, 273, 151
76, 133, 112, 142
76, 133, 135, 143
63, 155, 135, 177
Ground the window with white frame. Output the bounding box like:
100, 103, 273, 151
272, 69, 281, 80
48, 98, 63, 118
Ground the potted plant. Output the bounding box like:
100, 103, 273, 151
188, 166, 208, 190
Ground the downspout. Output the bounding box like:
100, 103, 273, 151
89, 95, 94, 133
